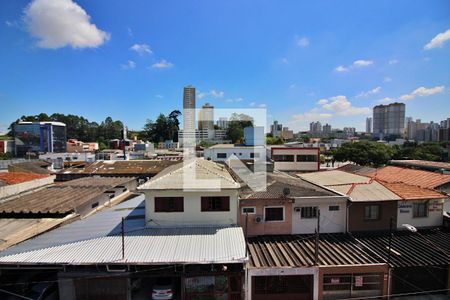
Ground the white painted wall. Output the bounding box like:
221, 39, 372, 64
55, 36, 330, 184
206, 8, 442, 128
144, 189, 239, 226
292, 197, 347, 234
396, 199, 445, 229
204, 147, 266, 162
0, 175, 55, 200
272, 148, 319, 171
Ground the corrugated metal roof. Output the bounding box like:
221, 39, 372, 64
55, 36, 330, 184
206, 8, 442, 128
0, 226, 246, 265
247, 234, 380, 268
138, 158, 240, 190
337, 164, 377, 176
0, 194, 145, 256
0, 177, 136, 215
61, 160, 179, 175
330, 181, 401, 202
367, 166, 450, 189
298, 170, 371, 186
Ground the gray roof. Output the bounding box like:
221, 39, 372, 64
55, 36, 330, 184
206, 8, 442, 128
298, 170, 370, 186
0, 226, 246, 265
138, 158, 240, 190
241, 172, 336, 199
0, 194, 145, 256
330, 181, 401, 202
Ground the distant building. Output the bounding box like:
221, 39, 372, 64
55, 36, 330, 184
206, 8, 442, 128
14, 121, 67, 157
217, 117, 229, 130
244, 126, 265, 146
323, 123, 332, 135
343, 127, 356, 137
0, 140, 14, 154
365, 117, 372, 134
372, 102, 405, 140
66, 139, 98, 152
270, 146, 320, 172
178, 129, 229, 146
309, 121, 322, 135
198, 103, 214, 131
270, 120, 282, 138
183, 85, 196, 132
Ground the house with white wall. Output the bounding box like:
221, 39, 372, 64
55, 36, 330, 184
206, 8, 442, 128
204, 144, 266, 162
139, 158, 241, 226
269, 146, 320, 172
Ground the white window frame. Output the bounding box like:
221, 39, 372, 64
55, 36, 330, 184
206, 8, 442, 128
300, 206, 318, 219
241, 206, 256, 215
263, 206, 285, 222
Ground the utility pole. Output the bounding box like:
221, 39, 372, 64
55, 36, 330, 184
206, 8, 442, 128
121, 217, 125, 260
314, 209, 320, 265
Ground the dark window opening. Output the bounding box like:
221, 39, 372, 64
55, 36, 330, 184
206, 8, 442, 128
201, 196, 230, 212
264, 207, 284, 221
364, 205, 380, 220
273, 154, 294, 162
155, 197, 184, 212
297, 155, 318, 162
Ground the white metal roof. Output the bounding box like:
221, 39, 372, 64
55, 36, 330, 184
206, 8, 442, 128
138, 158, 240, 190
298, 170, 371, 186
0, 226, 246, 265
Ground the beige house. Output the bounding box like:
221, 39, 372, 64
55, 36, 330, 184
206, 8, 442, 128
138, 158, 241, 226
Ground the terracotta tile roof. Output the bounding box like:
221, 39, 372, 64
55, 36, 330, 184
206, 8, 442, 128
379, 182, 446, 200
0, 172, 49, 185
367, 166, 450, 189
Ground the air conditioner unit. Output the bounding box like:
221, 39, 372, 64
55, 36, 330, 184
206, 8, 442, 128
294, 207, 301, 212
255, 215, 263, 223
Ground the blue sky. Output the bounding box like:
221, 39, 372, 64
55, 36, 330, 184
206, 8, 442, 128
0, 0, 449, 134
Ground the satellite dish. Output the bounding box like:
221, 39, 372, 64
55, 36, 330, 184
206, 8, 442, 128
283, 187, 291, 197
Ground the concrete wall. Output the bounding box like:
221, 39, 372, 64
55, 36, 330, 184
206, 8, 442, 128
271, 148, 320, 171
239, 198, 293, 236
292, 197, 347, 234
204, 147, 266, 162
396, 199, 444, 229
0, 175, 55, 200
144, 189, 239, 226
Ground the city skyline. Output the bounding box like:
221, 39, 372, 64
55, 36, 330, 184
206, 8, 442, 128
1, 0, 449, 134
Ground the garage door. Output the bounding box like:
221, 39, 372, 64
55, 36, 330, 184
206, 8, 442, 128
253, 275, 313, 300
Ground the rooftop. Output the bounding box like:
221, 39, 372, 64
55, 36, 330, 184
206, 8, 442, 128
0, 177, 135, 216
138, 158, 240, 190
0, 172, 49, 185
330, 181, 401, 202
298, 170, 371, 186
390, 160, 450, 172
337, 163, 377, 176
367, 166, 450, 189
380, 182, 446, 200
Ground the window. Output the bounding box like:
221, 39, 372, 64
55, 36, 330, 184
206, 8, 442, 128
297, 155, 318, 162
301, 206, 318, 218
155, 197, 184, 212
217, 153, 227, 159
329, 205, 340, 211
413, 202, 428, 218
201, 197, 230, 212
250, 152, 260, 159
364, 205, 380, 220
264, 206, 284, 221
273, 154, 294, 162
242, 207, 256, 214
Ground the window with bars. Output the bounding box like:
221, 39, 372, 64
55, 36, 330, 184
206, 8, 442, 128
364, 205, 380, 220
413, 202, 428, 218
273, 154, 294, 162
297, 155, 318, 162
301, 206, 318, 218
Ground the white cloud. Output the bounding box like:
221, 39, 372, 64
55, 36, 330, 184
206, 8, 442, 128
296, 37, 309, 48
155, 94, 163, 99
377, 97, 395, 104
291, 111, 333, 123
198, 89, 225, 99
24, 0, 110, 49
151, 59, 173, 69
249, 102, 256, 107
130, 43, 152, 55
388, 59, 398, 65
355, 86, 381, 98
424, 29, 450, 50
319, 95, 371, 116
353, 60, 373, 67
127, 27, 133, 37
121, 60, 136, 69
399, 86, 445, 101
317, 99, 328, 105
335, 65, 349, 72
384, 77, 392, 82
225, 97, 243, 103
258, 103, 266, 108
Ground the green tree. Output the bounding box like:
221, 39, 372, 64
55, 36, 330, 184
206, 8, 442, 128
334, 141, 395, 166
226, 113, 254, 143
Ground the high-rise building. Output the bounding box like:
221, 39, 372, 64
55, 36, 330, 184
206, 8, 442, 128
309, 121, 322, 135
270, 121, 283, 138
14, 121, 67, 157
198, 103, 214, 131
372, 102, 405, 140
343, 127, 356, 137
183, 86, 196, 131
322, 123, 332, 135
365, 117, 372, 134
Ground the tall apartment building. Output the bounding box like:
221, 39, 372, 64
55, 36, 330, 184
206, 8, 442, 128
217, 117, 229, 130
366, 117, 372, 134
270, 120, 283, 138
322, 123, 332, 135
372, 102, 405, 140
183, 86, 196, 132
309, 121, 322, 135
198, 103, 214, 131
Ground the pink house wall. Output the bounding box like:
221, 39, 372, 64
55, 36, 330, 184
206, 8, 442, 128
239, 198, 293, 236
